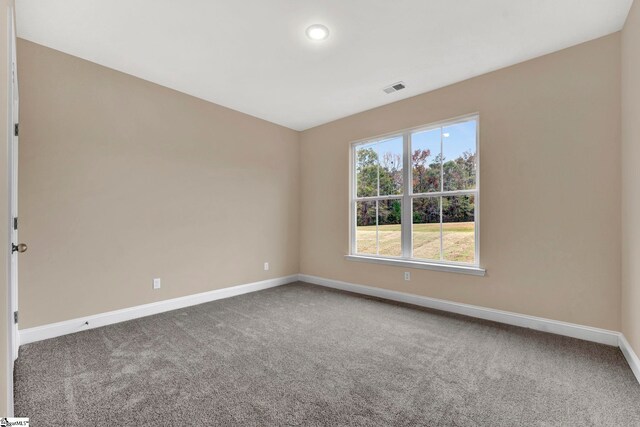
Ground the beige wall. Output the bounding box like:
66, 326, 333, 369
1, 0, 15, 415
300, 34, 622, 331
622, 0, 640, 357
15, 28, 630, 336
17, 39, 300, 329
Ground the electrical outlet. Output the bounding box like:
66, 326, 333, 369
404, 272, 410, 281
153, 278, 161, 290
264, 262, 270, 271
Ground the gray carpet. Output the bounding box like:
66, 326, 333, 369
14, 282, 640, 426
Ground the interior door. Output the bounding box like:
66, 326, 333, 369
8, 5, 20, 364
6, 6, 20, 416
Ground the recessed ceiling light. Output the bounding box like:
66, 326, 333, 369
306, 24, 329, 41
443, 133, 450, 137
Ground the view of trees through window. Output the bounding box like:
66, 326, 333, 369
354, 117, 478, 264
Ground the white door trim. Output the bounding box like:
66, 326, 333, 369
6, 4, 17, 417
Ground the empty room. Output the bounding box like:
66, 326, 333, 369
1, 0, 640, 425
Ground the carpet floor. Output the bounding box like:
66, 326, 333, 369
14, 282, 640, 426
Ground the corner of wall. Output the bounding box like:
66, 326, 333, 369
621, 0, 640, 357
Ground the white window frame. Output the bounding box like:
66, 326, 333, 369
346, 113, 485, 276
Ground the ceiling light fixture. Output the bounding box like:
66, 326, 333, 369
306, 24, 329, 41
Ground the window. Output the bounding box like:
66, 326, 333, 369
349, 115, 483, 275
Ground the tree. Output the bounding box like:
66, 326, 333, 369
442, 195, 474, 223
379, 152, 402, 196
412, 149, 440, 193
356, 148, 378, 197
443, 150, 475, 191
357, 145, 475, 226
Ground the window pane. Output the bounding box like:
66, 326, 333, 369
356, 201, 377, 255
377, 136, 403, 196
378, 199, 402, 257
411, 128, 441, 193
356, 143, 378, 197
412, 197, 441, 260
442, 195, 475, 263
443, 120, 477, 191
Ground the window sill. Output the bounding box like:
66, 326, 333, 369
344, 255, 486, 276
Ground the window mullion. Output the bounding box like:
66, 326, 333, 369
411, 189, 476, 198
375, 200, 379, 255
439, 196, 443, 261
401, 133, 412, 259
351, 147, 357, 255
376, 142, 380, 197
439, 128, 444, 261
355, 194, 406, 202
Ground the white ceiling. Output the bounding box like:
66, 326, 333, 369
16, 0, 633, 131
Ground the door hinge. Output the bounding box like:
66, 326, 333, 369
13, 217, 17, 230
13, 311, 18, 324
14, 123, 18, 137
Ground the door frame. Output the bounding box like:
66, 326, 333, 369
6, 3, 18, 416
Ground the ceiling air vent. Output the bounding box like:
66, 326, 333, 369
383, 81, 406, 94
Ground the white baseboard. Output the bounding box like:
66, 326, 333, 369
18, 272, 640, 386
19, 275, 299, 346
299, 274, 640, 385
619, 334, 640, 384
299, 274, 621, 347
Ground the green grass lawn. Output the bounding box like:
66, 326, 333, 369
356, 222, 475, 263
